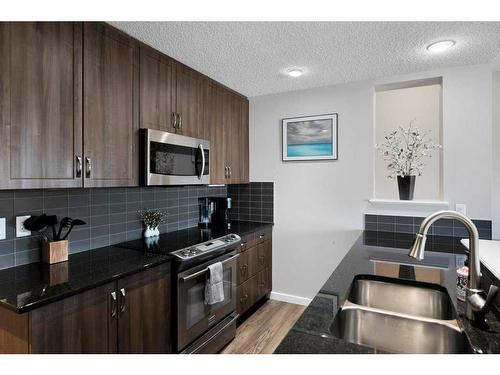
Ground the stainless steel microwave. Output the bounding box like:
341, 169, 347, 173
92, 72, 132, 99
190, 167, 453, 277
141, 129, 210, 186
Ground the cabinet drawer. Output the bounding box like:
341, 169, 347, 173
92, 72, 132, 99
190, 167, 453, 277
237, 246, 258, 285
236, 275, 257, 315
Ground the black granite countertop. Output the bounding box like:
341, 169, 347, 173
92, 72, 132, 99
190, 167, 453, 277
275, 230, 500, 354
116, 220, 272, 254
0, 220, 272, 314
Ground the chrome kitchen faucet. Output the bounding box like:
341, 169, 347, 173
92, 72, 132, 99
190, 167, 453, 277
409, 210, 498, 324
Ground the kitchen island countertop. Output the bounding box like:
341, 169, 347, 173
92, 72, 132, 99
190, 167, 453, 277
274, 231, 500, 354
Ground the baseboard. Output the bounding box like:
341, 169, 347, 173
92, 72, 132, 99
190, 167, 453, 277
270, 291, 312, 306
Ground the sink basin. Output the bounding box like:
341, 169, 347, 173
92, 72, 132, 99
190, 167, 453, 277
330, 274, 474, 353
331, 304, 473, 354
347, 275, 456, 320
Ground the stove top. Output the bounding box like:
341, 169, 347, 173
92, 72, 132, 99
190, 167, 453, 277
115, 226, 241, 266
170, 234, 240, 261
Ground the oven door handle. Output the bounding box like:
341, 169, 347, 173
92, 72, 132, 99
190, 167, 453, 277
197, 143, 205, 180
181, 254, 239, 282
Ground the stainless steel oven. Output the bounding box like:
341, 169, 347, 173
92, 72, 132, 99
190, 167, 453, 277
141, 128, 210, 185
176, 251, 238, 353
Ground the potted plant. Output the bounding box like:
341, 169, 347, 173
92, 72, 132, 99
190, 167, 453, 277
139, 209, 168, 238
376, 121, 440, 200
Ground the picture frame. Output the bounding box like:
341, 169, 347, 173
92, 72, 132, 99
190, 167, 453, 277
282, 113, 338, 161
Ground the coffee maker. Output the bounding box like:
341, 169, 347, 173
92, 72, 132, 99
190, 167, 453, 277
198, 197, 232, 229
198, 197, 215, 228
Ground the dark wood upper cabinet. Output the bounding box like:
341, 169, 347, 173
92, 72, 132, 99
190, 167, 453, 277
0, 22, 83, 189
204, 82, 249, 185
139, 45, 174, 132
117, 263, 172, 354
173, 63, 204, 138
83, 23, 139, 187
205, 82, 227, 184
30, 282, 117, 354
0, 21, 248, 190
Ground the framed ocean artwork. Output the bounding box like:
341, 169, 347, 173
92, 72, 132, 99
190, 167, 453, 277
282, 113, 338, 161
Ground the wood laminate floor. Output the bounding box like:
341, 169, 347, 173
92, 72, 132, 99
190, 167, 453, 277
221, 299, 306, 354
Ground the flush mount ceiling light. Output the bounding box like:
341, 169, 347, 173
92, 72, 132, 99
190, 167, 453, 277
426, 40, 455, 53
287, 69, 303, 77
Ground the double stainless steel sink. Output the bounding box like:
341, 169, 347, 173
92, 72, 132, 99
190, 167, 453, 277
331, 275, 474, 353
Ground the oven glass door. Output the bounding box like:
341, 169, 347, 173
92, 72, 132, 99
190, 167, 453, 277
150, 141, 209, 178
177, 253, 237, 351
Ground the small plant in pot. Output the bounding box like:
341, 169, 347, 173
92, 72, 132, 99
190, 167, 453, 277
376, 121, 441, 200
139, 209, 168, 238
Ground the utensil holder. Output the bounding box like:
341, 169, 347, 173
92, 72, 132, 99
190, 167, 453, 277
42, 240, 69, 264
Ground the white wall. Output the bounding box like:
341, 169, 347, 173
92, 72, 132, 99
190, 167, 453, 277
493, 72, 500, 239
249, 64, 493, 302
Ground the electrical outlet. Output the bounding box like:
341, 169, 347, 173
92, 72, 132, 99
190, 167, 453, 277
0, 218, 5, 240
455, 204, 467, 216
16, 216, 31, 238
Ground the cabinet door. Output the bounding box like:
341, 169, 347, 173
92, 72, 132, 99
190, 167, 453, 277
205, 82, 226, 184
174, 63, 204, 138
83, 23, 139, 187
0, 22, 83, 189
140, 45, 174, 131
239, 98, 250, 183
223, 91, 240, 183
30, 282, 117, 354
117, 263, 172, 353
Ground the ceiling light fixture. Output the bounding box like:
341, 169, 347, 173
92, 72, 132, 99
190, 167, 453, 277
287, 69, 303, 77
426, 40, 455, 53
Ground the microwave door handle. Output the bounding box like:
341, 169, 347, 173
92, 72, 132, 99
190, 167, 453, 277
198, 144, 205, 180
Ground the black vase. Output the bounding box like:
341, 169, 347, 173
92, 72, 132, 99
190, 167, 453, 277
397, 175, 416, 200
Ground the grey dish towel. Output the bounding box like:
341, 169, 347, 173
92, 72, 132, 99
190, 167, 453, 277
204, 262, 224, 305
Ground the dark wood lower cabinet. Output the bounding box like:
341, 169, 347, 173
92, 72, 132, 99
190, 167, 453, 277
236, 228, 272, 318
30, 282, 117, 354
0, 263, 172, 354
117, 263, 171, 354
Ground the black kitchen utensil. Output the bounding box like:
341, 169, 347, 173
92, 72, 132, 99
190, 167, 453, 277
61, 219, 86, 240
56, 217, 71, 241
45, 215, 58, 241
23, 215, 50, 241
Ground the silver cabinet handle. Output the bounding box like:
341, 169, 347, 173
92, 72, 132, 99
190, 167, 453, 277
172, 112, 178, 129
110, 291, 117, 318
198, 144, 205, 180
229, 166, 232, 178
119, 288, 126, 314
76, 155, 82, 178
85, 157, 92, 178
178, 113, 182, 130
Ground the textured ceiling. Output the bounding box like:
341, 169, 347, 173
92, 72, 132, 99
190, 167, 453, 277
110, 22, 500, 97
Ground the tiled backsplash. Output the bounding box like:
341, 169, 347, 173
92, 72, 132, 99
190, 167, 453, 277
0, 185, 226, 270
365, 214, 492, 239
227, 182, 274, 223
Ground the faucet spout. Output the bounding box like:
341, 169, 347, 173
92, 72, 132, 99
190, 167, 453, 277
408, 210, 490, 323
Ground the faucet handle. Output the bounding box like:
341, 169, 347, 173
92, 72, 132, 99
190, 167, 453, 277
468, 285, 499, 314
483, 285, 499, 312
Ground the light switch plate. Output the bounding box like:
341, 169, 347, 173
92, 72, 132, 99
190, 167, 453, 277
455, 204, 467, 216
0, 218, 5, 240
16, 215, 31, 238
